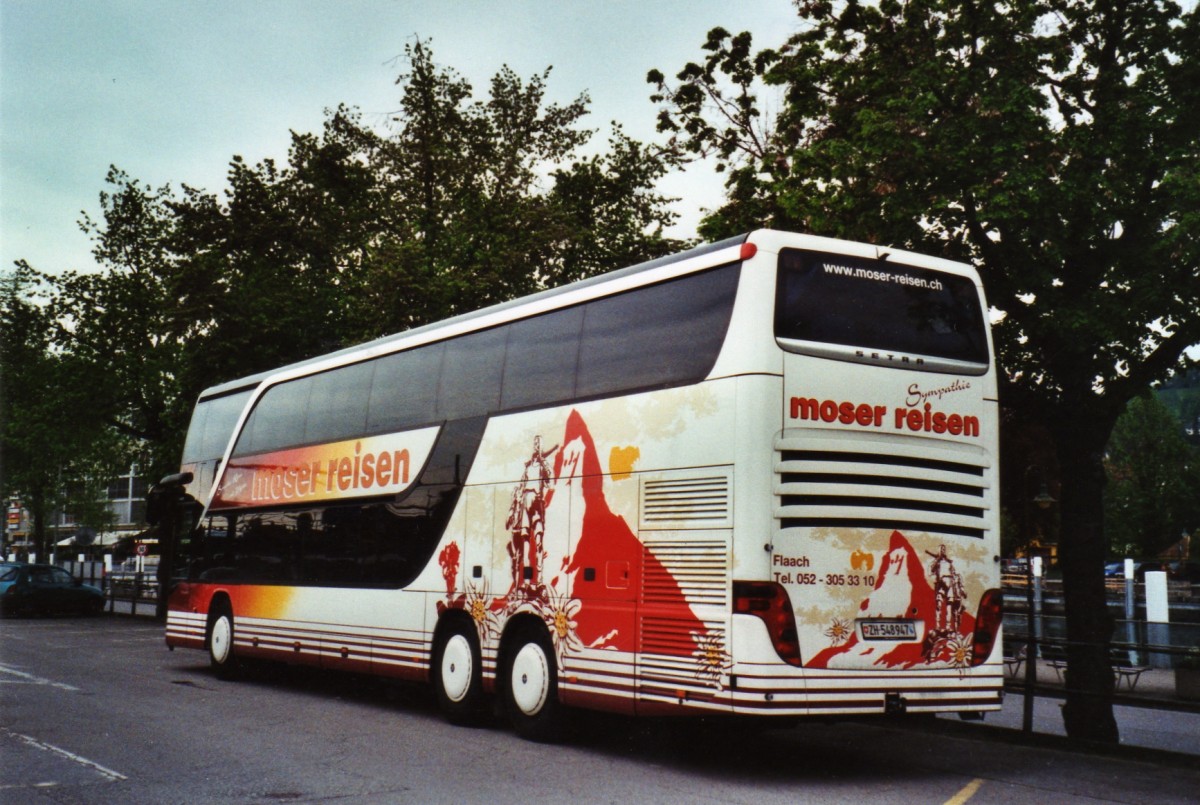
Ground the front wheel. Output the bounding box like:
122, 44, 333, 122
207, 606, 239, 679
433, 619, 485, 724
503, 623, 563, 742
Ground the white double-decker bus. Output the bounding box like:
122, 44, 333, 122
161, 230, 1002, 739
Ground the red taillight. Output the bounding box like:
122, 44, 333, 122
733, 580, 802, 666
971, 588, 1004, 666
739, 242, 758, 261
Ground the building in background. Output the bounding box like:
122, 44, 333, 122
4, 464, 147, 560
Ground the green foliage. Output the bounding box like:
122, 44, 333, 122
351, 42, 683, 338
8, 40, 681, 517
654, 2, 1200, 406
1156, 369, 1200, 446
651, 0, 1200, 742
167, 111, 383, 395
1105, 394, 1200, 557
0, 267, 127, 555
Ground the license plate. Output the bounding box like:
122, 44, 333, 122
860, 620, 917, 640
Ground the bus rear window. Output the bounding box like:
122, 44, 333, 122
774, 249, 988, 372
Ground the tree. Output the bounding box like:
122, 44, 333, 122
167, 110, 384, 393
1156, 368, 1200, 447
651, 0, 1200, 741
31, 169, 192, 484
350, 41, 684, 339
1105, 394, 1200, 557
0, 267, 124, 557
19, 41, 683, 508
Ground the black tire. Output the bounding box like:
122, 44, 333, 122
207, 602, 240, 679
432, 618, 486, 725
502, 622, 563, 742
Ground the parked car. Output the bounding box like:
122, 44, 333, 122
0, 563, 104, 616
1104, 560, 1168, 580
1168, 561, 1200, 583
1001, 558, 1028, 574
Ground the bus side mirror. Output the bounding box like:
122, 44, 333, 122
158, 472, 194, 487
146, 472, 196, 525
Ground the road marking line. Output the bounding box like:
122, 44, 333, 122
944, 778, 984, 805
0, 782, 61, 790
0, 664, 80, 692
2, 728, 127, 781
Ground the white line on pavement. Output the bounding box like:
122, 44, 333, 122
2, 728, 127, 782
0, 663, 81, 692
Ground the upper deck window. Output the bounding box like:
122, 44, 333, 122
775, 249, 988, 373
181, 390, 253, 464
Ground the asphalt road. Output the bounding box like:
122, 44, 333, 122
2, 615, 1198, 804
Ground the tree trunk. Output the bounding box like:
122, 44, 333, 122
1053, 417, 1118, 742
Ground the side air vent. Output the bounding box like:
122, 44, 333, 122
639, 537, 730, 694
641, 473, 731, 529
642, 539, 729, 608
775, 431, 992, 539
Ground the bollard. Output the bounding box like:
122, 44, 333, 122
1032, 557, 1044, 644
1022, 558, 1041, 732
1123, 558, 1138, 664
1145, 571, 1170, 669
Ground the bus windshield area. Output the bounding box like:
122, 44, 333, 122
774, 249, 989, 370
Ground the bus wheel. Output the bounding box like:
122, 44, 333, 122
207, 603, 239, 679
503, 623, 562, 742
433, 619, 485, 724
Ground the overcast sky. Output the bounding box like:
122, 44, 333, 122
1, 0, 799, 278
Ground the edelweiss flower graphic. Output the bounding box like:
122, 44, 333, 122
824, 617, 852, 646
463, 580, 499, 641
693, 631, 733, 690
932, 633, 973, 677
540, 586, 583, 663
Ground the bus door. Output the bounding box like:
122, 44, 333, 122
562, 471, 638, 716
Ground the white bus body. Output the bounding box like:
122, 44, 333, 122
165, 230, 1002, 735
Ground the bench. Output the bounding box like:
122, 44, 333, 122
1042, 643, 1069, 681
1002, 643, 1027, 678
1109, 648, 1150, 691
1038, 644, 1149, 691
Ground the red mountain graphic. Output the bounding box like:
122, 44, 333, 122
807, 531, 975, 669
557, 410, 706, 653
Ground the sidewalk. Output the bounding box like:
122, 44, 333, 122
944, 658, 1200, 757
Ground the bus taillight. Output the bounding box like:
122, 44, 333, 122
733, 580, 802, 666
970, 588, 1004, 666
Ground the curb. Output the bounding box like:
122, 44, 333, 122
906, 714, 1200, 770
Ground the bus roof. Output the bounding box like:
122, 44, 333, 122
197, 233, 750, 401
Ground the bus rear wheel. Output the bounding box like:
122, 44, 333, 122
432, 619, 485, 724
503, 623, 562, 742
207, 603, 239, 679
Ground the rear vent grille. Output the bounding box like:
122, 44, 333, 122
775, 432, 991, 539
641, 474, 731, 528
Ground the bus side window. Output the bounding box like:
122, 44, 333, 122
577, 266, 738, 397
197, 514, 235, 581
306, 362, 371, 444
234, 378, 313, 456
502, 307, 582, 410
368, 343, 444, 433
439, 327, 506, 420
